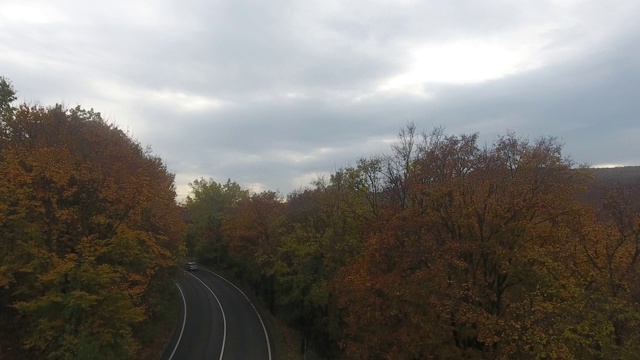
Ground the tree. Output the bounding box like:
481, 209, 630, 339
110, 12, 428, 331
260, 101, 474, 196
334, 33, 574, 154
0, 76, 16, 120
338, 131, 605, 359
382, 122, 421, 210
185, 178, 248, 265
0, 86, 184, 359
562, 181, 640, 358
223, 191, 284, 311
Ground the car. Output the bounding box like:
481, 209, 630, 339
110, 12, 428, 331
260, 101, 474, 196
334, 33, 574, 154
184, 261, 199, 271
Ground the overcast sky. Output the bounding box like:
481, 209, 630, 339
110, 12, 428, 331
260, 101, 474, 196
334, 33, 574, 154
2, 0, 639, 199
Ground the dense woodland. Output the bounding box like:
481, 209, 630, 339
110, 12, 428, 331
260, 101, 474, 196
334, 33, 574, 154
2, 75, 640, 359
186, 125, 640, 359
0, 77, 186, 359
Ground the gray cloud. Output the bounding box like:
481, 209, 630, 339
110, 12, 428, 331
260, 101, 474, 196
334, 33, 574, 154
2, 0, 639, 198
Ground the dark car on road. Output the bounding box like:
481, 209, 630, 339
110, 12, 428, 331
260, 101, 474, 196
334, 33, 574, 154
184, 261, 199, 271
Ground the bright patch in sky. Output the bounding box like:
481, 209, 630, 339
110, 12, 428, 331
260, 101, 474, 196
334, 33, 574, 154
149, 90, 223, 112
291, 172, 329, 190
245, 182, 268, 194
91, 79, 222, 113
279, 147, 337, 164
593, 163, 629, 168
0, 3, 65, 24
379, 40, 542, 95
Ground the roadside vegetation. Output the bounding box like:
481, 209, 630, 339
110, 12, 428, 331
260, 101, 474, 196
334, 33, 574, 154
207, 264, 323, 360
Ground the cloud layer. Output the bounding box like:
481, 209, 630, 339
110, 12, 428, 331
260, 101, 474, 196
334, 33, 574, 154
2, 0, 639, 198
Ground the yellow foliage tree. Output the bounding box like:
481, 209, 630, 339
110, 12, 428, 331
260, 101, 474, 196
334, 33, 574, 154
1, 97, 184, 359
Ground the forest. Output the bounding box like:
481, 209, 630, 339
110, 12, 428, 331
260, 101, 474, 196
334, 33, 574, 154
185, 126, 640, 359
2, 75, 640, 359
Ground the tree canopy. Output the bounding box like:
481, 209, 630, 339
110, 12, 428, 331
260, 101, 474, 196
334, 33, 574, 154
186, 124, 640, 359
0, 80, 185, 359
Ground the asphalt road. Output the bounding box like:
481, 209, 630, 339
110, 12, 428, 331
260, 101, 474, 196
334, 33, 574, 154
162, 268, 272, 360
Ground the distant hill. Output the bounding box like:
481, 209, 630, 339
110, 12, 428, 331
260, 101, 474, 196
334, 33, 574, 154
587, 166, 640, 186
582, 166, 640, 210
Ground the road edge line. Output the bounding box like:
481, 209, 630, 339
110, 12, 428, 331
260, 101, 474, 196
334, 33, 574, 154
201, 267, 273, 360
188, 271, 228, 360
167, 283, 187, 360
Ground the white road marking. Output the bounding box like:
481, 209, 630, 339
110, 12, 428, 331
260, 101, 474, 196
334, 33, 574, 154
201, 267, 273, 360
187, 271, 228, 360
168, 283, 187, 360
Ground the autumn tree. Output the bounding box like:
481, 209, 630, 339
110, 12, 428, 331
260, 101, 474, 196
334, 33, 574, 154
181, 122, 640, 359
0, 83, 184, 359
223, 191, 284, 311
337, 129, 611, 359
561, 181, 640, 358
185, 178, 248, 265
266, 170, 376, 357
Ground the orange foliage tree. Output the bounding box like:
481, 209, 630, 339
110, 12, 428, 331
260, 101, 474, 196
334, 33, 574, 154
223, 191, 284, 310
337, 127, 640, 359
0, 83, 184, 359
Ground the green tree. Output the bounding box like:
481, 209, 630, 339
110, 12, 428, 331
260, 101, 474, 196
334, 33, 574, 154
185, 178, 248, 265
0, 76, 16, 119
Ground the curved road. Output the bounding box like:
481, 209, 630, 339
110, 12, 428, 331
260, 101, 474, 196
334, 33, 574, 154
162, 268, 272, 360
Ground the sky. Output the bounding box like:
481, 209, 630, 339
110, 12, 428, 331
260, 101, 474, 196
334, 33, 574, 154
1, 0, 639, 199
